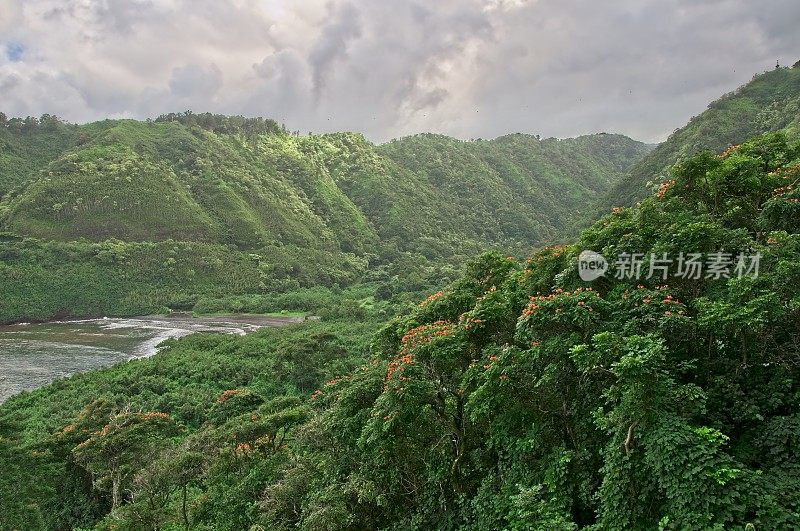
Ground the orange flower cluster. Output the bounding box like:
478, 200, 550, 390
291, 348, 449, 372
384, 321, 455, 387
460, 313, 484, 330
528, 246, 569, 265
386, 353, 414, 382
419, 291, 445, 307
545, 245, 568, 258
399, 321, 454, 354
524, 258, 538, 270
81, 410, 172, 443
626, 288, 685, 316
719, 144, 740, 158
657, 179, 676, 199
325, 377, 342, 386
611, 207, 623, 214
216, 389, 242, 404
521, 288, 598, 317
234, 443, 253, 456
310, 389, 323, 400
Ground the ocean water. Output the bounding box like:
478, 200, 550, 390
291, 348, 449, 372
0, 314, 301, 403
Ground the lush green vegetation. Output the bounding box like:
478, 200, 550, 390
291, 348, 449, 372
0, 114, 649, 252
0, 236, 372, 324
2, 131, 798, 529
3, 66, 800, 529
599, 64, 800, 211
0, 318, 379, 530
0, 112, 650, 324
0, 114, 82, 196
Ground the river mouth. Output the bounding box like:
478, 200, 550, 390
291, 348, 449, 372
0, 314, 304, 403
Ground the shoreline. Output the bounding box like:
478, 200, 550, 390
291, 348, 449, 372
0, 313, 312, 403
0, 311, 312, 329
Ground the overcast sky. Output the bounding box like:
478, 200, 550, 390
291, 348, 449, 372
1, 0, 798, 143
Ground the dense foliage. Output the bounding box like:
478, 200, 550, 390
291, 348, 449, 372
0, 235, 375, 323
0, 114, 648, 323
2, 132, 798, 529
0, 319, 378, 530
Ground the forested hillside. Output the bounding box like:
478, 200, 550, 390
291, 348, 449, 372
0, 113, 649, 324
600, 64, 800, 209
0, 114, 82, 195
378, 132, 649, 248
0, 115, 649, 251
2, 131, 798, 529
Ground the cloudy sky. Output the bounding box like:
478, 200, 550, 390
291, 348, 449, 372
1, 0, 798, 143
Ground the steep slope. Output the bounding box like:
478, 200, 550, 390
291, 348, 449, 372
604, 64, 800, 208
373, 132, 652, 250
1, 120, 353, 249
0, 114, 649, 323
0, 117, 648, 255
0, 115, 82, 196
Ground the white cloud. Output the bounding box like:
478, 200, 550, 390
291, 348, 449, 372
0, 0, 798, 143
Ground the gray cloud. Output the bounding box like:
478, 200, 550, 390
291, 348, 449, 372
309, 2, 362, 101
0, 0, 798, 142
169, 63, 223, 99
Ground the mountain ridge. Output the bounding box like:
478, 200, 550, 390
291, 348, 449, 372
0, 116, 651, 254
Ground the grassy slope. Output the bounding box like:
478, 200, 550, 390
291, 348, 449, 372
0, 120, 81, 196
2, 121, 340, 249
374, 132, 652, 250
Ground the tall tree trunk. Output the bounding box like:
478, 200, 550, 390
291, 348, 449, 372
182, 484, 189, 530
112, 469, 121, 510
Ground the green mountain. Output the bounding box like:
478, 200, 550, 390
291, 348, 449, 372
0, 116, 649, 252
0, 114, 82, 195
602, 64, 800, 208
2, 130, 798, 530
377, 132, 649, 249
0, 113, 650, 323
